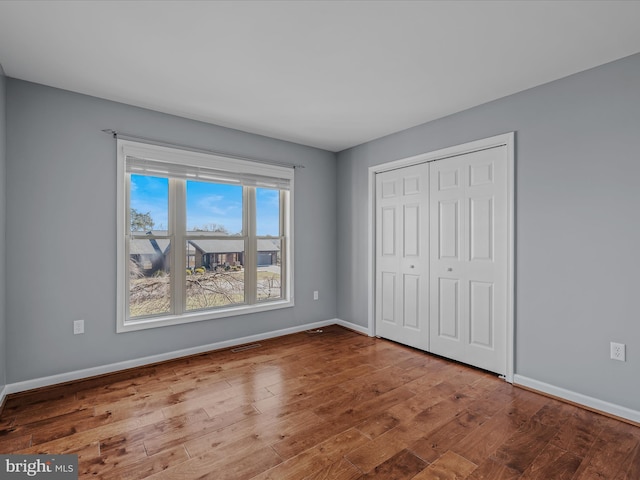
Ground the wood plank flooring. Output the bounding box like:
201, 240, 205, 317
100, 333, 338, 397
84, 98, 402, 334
1, 325, 639, 479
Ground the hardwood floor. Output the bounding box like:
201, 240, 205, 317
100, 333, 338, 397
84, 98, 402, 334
1, 325, 639, 479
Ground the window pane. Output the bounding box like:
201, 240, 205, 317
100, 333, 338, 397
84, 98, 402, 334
186, 181, 243, 235
129, 238, 171, 317
186, 239, 245, 310
256, 188, 280, 237
130, 175, 169, 232
257, 238, 282, 301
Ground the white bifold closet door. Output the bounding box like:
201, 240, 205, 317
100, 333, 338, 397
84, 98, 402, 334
375, 145, 508, 375
375, 163, 430, 351
429, 146, 508, 375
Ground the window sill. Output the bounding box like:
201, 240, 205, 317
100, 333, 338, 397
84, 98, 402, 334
117, 299, 295, 333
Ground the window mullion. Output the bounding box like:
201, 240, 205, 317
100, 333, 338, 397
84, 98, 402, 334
171, 178, 186, 315
245, 187, 257, 304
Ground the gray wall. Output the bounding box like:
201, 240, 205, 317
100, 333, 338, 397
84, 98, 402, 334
0, 65, 6, 392
5, 79, 337, 383
337, 53, 640, 411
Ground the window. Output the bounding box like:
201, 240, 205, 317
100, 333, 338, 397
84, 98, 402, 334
117, 140, 294, 332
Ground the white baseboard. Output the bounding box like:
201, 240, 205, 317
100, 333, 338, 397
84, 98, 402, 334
334, 318, 371, 336
3, 319, 345, 396
514, 374, 640, 424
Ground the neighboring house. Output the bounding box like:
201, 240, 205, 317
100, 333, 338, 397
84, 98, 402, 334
256, 238, 280, 267
189, 237, 280, 269
129, 233, 280, 274
129, 232, 171, 275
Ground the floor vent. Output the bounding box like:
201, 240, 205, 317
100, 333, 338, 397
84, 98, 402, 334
231, 343, 262, 353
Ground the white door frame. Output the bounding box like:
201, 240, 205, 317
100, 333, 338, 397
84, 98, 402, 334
367, 132, 515, 382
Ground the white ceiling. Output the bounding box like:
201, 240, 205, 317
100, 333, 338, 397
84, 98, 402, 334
1, 1, 640, 152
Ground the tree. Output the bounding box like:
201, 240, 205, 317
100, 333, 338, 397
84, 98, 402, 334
192, 223, 229, 234
130, 208, 155, 232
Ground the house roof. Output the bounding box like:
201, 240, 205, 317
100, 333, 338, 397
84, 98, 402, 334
189, 238, 280, 254
129, 237, 171, 255
130, 232, 279, 255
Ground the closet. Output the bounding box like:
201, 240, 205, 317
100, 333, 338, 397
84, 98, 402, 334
375, 141, 510, 375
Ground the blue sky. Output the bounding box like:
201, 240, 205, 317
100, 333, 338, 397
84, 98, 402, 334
130, 174, 279, 236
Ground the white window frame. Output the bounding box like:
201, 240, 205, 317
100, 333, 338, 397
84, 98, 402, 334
116, 140, 294, 333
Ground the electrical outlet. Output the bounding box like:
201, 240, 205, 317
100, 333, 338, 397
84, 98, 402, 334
610, 342, 625, 362
73, 319, 85, 335
313, 290, 319, 300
